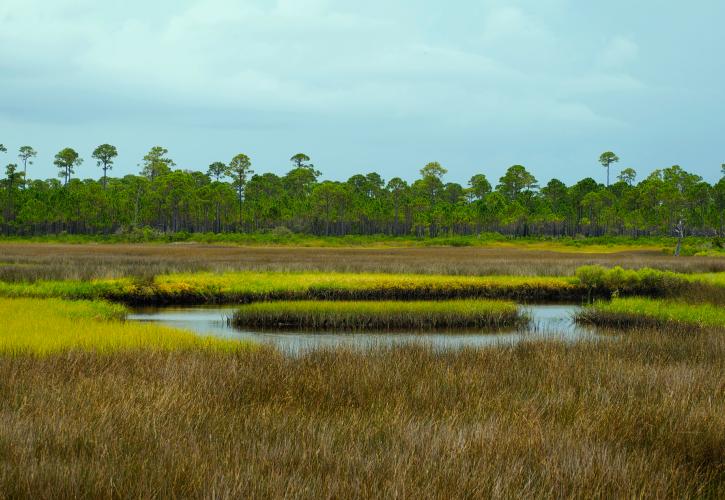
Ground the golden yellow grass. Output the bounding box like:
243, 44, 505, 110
0, 298, 253, 355
0, 329, 723, 497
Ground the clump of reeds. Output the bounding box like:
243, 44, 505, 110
576, 297, 725, 330
231, 299, 524, 330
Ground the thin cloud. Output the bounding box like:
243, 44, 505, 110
0, 0, 722, 183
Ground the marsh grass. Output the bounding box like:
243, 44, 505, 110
0, 298, 253, 355
0, 329, 723, 497
577, 297, 725, 330
1, 243, 723, 282
232, 299, 523, 330
2, 267, 721, 305
0, 272, 583, 304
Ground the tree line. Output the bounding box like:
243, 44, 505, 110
0, 143, 723, 239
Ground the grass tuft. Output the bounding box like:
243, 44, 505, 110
232, 299, 524, 330
576, 297, 725, 330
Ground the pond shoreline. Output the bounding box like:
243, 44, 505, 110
128, 303, 594, 354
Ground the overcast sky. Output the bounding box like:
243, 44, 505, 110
1, 0, 723, 185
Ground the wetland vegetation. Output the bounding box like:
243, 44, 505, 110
0, 242, 723, 496
1, 328, 723, 497
2, 3, 724, 495
0, 264, 720, 305
0, 297, 252, 355
231, 299, 524, 330
1, 241, 723, 283
577, 297, 725, 330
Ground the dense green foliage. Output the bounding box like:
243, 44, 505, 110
1, 145, 723, 238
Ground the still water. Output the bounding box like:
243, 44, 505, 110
129, 304, 596, 355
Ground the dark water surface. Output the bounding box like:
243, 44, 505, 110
129, 304, 596, 354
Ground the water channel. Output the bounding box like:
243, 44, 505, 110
129, 303, 597, 355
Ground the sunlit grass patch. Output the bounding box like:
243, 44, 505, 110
232, 299, 524, 330
159, 272, 578, 303
0, 298, 254, 355
0, 267, 721, 305
0, 272, 582, 303
689, 272, 725, 286
576, 297, 725, 330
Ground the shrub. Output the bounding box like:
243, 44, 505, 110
271, 226, 293, 238
575, 265, 693, 298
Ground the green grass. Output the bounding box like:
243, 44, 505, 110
0, 271, 581, 303
577, 297, 725, 330
691, 272, 725, 286
232, 299, 524, 330
1, 266, 721, 304
0, 298, 254, 355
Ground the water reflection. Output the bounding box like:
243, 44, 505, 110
129, 304, 596, 355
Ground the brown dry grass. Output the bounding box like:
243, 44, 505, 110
1, 329, 723, 498
1, 243, 723, 281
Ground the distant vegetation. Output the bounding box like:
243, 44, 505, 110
0, 144, 723, 244
2, 242, 722, 283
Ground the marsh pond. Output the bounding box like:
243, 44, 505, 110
129, 303, 595, 354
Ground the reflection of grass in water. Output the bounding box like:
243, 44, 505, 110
232, 299, 524, 330
577, 297, 725, 330
0, 298, 255, 355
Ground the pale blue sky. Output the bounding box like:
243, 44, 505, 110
1, 0, 723, 185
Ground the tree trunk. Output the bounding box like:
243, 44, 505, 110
674, 219, 685, 256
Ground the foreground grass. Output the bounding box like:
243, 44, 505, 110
232, 299, 523, 330
0, 298, 252, 355
1, 266, 720, 304
0, 330, 723, 497
577, 297, 725, 330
